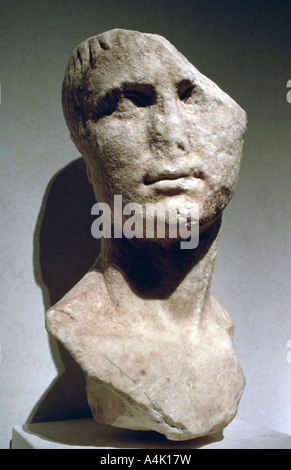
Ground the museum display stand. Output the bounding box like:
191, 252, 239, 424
12, 417, 291, 449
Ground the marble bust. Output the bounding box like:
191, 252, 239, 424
46, 29, 247, 441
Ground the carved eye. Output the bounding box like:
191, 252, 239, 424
94, 90, 120, 119
122, 84, 156, 109
177, 79, 197, 103
179, 85, 195, 102
123, 90, 153, 107
93, 83, 157, 119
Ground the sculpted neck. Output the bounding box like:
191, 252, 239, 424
97, 216, 222, 325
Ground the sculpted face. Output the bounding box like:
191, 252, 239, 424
64, 30, 247, 232
49, 31, 247, 440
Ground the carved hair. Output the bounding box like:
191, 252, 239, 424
62, 33, 110, 143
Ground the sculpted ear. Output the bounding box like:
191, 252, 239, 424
82, 154, 93, 185
69, 133, 93, 184
86, 164, 93, 184
81, 152, 93, 184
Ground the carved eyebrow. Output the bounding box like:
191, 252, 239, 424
123, 81, 155, 93
99, 82, 156, 100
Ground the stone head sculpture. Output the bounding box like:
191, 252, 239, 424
46, 29, 247, 441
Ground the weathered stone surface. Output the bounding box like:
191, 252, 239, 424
46, 29, 247, 441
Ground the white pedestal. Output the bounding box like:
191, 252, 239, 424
11, 417, 291, 449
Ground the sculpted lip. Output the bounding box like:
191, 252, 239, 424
144, 173, 189, 185
144, 169, 204, 185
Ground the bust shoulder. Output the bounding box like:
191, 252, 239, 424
46, 269, 109, 342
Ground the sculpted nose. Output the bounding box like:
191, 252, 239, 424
149, 100, 190, 157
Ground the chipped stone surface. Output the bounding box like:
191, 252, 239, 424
46, 29, 247, 441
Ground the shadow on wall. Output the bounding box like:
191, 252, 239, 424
28, 157, 100, 424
